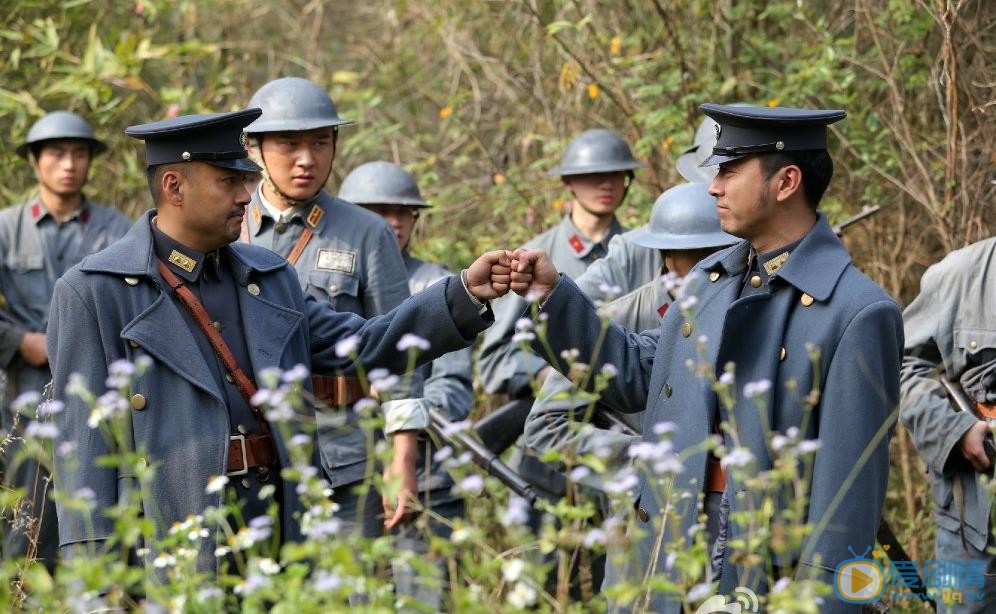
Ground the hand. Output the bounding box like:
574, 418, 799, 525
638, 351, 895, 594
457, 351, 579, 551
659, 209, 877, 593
383, 431, 419, 530
18, 332, 48, 367
958, 421, 993, 472
510, 248, 559, 302
465, 250, 513, 301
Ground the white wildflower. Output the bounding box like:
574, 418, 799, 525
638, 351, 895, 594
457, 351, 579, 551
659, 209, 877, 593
334, 335, 360, 358
396, 333, 431, 352
205, 475, 229, 495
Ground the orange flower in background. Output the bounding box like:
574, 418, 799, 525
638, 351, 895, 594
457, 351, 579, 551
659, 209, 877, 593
767, 98, 779, 108
439, 105, 453, 119
552, 198, 565, 211
610, 36, 622, 56
661, 135, 674, 152
494, 173, 506, 184
587, 83, 600, 100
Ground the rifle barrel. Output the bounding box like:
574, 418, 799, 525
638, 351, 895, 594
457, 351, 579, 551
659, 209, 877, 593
428, 409, 540, 507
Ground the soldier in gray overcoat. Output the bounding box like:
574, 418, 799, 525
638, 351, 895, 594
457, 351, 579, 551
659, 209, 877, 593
45, 109, 506, 576
509, 104, 903, 612
241, 77, 421, 534
900, 236, 996, 613
0, 111, 131, 569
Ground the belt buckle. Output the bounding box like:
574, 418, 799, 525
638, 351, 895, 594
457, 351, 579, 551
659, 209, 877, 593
227, 434, 249, 477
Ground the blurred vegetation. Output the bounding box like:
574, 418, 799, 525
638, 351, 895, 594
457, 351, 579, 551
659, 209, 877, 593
1, 0, 993, 610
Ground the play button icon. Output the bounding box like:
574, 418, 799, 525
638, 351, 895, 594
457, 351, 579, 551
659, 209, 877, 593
835, 559, 885, 603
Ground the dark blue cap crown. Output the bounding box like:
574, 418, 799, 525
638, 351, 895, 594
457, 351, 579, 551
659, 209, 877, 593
699, 103, 845, 167
125, 108, 263, 172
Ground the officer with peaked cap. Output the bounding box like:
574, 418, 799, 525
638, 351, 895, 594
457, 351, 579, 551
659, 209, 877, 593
341, 160, 473, 609
242, 77, 422, 536
509, 104, 902, 611
478, 128, 642, 402
45, 108, 510, 577
0, 111, 130, 569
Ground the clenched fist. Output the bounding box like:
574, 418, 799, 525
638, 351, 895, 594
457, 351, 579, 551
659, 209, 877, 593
465, 250, 514, 301
510, 248, 560, 302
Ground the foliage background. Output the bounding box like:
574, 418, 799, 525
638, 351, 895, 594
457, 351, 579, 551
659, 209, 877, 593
0, 0, 993, 609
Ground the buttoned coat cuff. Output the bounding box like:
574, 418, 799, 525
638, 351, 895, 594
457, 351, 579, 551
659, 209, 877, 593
383, 398, 428, 433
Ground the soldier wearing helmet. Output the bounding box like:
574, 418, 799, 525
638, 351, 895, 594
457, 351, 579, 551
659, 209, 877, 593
341, 161, 473, 608
241, 77, 422, 536
478, 129, 643, 401
0, 111, 131, 569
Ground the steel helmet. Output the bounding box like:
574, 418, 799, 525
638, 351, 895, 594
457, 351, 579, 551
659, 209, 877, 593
17, 111, 107, 158
547, 129, 643, 176
244, 77, 353, 134
675, 116, 720, 184
339, 161, 429, 208
626, 183, 738, 250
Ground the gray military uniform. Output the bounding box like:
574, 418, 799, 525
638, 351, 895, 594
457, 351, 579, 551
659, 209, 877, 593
900, 237, 996, 613
478, 214, 625, 397
245, 188, 422, 536
0, 197, 130, 566
574, 230, 660, 304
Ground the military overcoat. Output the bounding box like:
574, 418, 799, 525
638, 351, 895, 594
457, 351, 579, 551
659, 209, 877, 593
536, 215, 902, 611
47, 212, 489, 572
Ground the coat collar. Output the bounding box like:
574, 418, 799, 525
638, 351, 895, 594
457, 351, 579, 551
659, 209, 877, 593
81, 210, 287, 284
697, 213, 850, 301
246, 188, 332, 237
557, 213, 624, 260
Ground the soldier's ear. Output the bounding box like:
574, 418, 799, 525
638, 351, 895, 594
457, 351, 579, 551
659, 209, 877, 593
160, 166, 186, 206
772, 164, 803, 204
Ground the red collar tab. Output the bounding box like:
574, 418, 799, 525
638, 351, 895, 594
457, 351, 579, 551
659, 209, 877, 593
568, 234, 584, 254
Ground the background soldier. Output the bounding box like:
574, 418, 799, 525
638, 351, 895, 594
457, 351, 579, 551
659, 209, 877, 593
47, 108, 507, 575
0, 111, 130, 570
900, 236, 996, 613
509, 104, 903, 611
477, 129, 642, 402
340, 160, 474, 609
242, 77, 422, 534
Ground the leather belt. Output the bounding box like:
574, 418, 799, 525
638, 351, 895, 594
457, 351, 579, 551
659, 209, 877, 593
312, 375, 365, 406
227, 434, 278, 477
976, 402, 996, 421
706, 455, 727, 493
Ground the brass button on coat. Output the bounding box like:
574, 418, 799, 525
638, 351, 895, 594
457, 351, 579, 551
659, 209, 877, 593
800, 293, 815, 307
212, 321, 222, 331
128, 339, 140, 348
130, 394, 147, 410
226, 373, 235, 384
275, 222, 287, 234
709, 271, 721, 282
638, 507, 650, 523
750, 275, 762, 288
779, 347, 787, 362
329, 283, 339, 293
124, 276, 139, 286
969, 340, 978, 350
681, 322, 692, 337
664, 383, 673, 398
247, 283, 260, 296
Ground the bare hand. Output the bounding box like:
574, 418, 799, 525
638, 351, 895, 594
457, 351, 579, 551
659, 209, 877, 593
383, 431, 419, 530
18, 332, 48, 367
465, 250, 513, 301
510, 248, 559, 302
958, 421, 993, 472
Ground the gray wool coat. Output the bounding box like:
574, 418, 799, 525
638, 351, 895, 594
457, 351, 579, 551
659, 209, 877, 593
46, 211, 490, 573
900, 237, 996, 552
535, 215, 902, 612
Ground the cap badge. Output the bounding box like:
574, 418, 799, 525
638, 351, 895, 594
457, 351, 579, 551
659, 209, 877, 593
775, 141, 785, 151
714, 124, 721, 139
